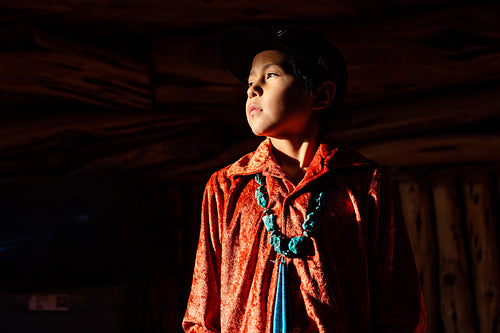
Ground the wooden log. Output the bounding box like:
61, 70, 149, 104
1, 102, 499, 182
0, 108, 253, 181
0, 103, 247, 149
333, 3, 500, 105
0, 0, 460, 31
397, 179, 439, 333
431, 175, 477, 332
0, 28, 152, 110
461, 173, 500, 333
333, 81, 500, 144
355, 133, 500, 167
152, 3, 500, 107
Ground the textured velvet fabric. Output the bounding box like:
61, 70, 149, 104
183, 138, 426, 333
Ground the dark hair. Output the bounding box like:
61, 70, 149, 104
281, 51, 337, 124
282, 53, 323, 91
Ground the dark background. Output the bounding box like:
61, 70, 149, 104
1, 1, 499, 332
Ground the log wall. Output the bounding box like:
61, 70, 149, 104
398, 171, 500, 333
1, 1, 500, 332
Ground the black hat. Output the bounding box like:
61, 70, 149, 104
218, 26, 347, 108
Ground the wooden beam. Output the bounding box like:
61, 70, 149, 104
1, 102, 499, 181
333, 81, 500, 144
0, 28, 152, 110
461, 173, 500, 333
355, 133, 500, 167
431, 175, 477, 332
398, 179, 439, 333
0, 109, 252, 180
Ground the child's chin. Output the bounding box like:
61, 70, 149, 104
248, 125, 265, 137
251, 128, 269, 137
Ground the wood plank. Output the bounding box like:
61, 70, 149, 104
398, 179, 439, 333
461, 173, 500, 333
431, 175, 477, 332
0, 28, 152, 110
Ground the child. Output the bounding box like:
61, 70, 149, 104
183, 26, 426, 333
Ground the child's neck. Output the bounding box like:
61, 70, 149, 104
269, 132, 320, 186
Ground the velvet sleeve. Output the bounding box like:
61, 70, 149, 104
182, 173, 223, 333
368, 170, 426, 333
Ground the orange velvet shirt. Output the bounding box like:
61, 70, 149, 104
183, 138, 426, 333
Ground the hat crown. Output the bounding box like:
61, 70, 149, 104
218, 26, 347, 108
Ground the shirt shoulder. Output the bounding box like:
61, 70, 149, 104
322, 143, 394, 197
225, 138, 272, 177
204, 142, 265, 193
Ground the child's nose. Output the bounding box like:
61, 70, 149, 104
247, 83, 263, 98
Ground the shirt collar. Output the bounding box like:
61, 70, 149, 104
227, 136, 374, 179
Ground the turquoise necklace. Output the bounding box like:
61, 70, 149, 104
254, 173, 327, 257
254, 173, 327, 333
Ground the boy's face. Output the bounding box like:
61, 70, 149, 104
245, 50, 317, 139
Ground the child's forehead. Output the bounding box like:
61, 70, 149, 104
249, 50, 288, 73
248, 63, 280, 76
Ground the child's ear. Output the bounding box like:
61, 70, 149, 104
313, 81, 336, 110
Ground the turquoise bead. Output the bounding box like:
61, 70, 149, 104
288, 236, 305, 255
302, 211, 320, 232
270, 235, 282, 253
263, 214, 277, 232
255, 185, 268, 208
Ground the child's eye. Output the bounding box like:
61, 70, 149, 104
266, 73, 278, 79
248, 81, 254, 87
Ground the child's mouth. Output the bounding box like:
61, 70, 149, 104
248, 104, 263, 115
